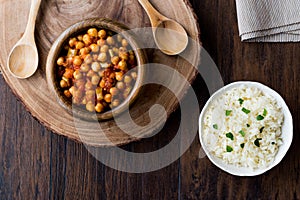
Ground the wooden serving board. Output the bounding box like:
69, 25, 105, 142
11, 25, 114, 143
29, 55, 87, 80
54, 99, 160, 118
0, 0, 200, 146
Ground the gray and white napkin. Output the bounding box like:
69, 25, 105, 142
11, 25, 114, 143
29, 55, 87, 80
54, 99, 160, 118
235, 0, 300, 42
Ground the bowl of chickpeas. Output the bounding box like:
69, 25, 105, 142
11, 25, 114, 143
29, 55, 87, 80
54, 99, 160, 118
46, 18, 147, 120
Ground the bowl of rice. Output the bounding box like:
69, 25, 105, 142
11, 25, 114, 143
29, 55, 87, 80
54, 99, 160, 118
199, 81, 293, 176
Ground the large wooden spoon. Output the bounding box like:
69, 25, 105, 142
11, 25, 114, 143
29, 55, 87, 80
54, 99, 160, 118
138, 0, 188, 55
7, 0, 41, 79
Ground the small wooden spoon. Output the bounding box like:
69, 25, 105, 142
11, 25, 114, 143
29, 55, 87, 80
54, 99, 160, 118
7, 0, 41, 79
138, 0, 188, 55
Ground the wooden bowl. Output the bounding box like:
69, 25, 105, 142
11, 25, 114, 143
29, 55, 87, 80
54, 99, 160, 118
46, 18, 147, 121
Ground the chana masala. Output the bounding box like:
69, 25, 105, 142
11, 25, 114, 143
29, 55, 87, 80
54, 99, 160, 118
56, 28, 137, 113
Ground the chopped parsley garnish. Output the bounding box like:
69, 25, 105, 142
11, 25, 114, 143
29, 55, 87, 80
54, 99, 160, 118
242, 108, 251, 114
213, 124, 218, 130
254, 138, 262, 147
226, 110, 232, 116
239, 130, 245, 137
240, 143, 245, 148
257, 115, 265, 121
246, 124, 250, 128
226, 146, 233, 152
238, 98, 244, 105
259, 127, 265, 133
226, 132, 234, 140
263, 109, 268, 117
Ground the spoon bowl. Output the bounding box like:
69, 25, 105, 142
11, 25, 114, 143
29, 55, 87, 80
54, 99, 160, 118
138, 0, 188, 55
7, 0, 41, 79
8, 44, 38, 79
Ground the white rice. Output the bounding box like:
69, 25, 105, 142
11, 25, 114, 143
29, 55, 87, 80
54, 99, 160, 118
203, 85, 284, 169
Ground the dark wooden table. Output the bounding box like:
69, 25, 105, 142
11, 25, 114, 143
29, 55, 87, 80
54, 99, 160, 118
1, 0, 299, 199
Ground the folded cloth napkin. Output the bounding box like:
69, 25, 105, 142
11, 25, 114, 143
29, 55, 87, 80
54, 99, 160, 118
235, 0, 300, 42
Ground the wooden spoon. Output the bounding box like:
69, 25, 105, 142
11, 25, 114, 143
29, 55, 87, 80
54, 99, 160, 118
7, 0, 41, 79
138, 0, 188, 55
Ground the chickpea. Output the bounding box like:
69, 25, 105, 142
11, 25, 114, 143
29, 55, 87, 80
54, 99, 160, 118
119, 47, 127, 53
75, 41, 85, 50
118, 60, 127, 71
69, 38, 77, 47
111, 56, 120, 65
96, 87, 103, 100
84, 54, 93, 64
124, 75, 132, 84
57, 57, 64, 66
104, 94, 112, 103
73, 56, 83, 66
111, 99, 120, 107
117, 35, 123, 42
86, 102, 95, 112
98, 53, 107, 62
60, 79, 68, 88
97, 39, 106, 46
80, 63, 90, 73
83, 34, 92, 45
99, 79, 105, 88
110, 87, 119, 96
75, 79, 85, 88
63, 68, 74, 79
100, 45, 109, 53
90, 44, 100, 53
92, 54, 98, 61
120, 52, 129, 61
87, 28, 98, 37
73, 89, 83, 99
123, 87, 132, 98
112, 47, 119, 55
95, 103, 104, 113
85, 90, 95, 101
79, 47, 90, 56
115, 72, 123, 81
91, 75, 100, 85
73, 71, 83, 80
131, 71, 137, 80
98, 70, 105, 77
91, 62, 101, 72
106, 36, 115, 45
116, 82, 125, 90
82, 98, 87, 105
64, 90, 72, 98
85, 81, 93, 90
77, 35, 83, 41
98, 30, 107, 39
69, 86, 75, 95
87, 70, 96, 77
122, 39, 128, 47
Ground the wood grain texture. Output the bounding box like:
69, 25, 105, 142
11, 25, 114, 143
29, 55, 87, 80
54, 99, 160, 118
0, 0, 200, 146
0, 0, 300, 199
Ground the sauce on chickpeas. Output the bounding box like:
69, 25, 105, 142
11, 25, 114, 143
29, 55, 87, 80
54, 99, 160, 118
56, 28, 137, 113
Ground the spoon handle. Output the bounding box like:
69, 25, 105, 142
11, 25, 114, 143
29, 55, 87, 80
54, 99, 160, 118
22, 0, 42, 43
138, 0, 166, 27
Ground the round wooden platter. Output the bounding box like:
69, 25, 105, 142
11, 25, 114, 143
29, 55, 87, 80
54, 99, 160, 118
0, 0, 201, 146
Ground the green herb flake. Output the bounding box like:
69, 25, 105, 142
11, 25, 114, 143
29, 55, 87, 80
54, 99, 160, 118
257, 115, 265, 121
239, 130, 246, 137
263, 109, 268, 117
226, 132, 234, 140
213, 124, 218, 130
259, 127, 265, 133
238, 98, 244, 105
254, 138, 262, 147
246, 124, 250, 128
225, 110, 232, 116
242, 108, 251, 114
240, 143, 245, 148
226, 146, 233, 152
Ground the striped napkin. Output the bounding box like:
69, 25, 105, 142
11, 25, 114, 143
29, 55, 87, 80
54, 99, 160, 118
235, 0, 300, 42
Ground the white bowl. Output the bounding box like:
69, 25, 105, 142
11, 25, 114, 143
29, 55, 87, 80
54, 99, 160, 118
199, 81, 293, 176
